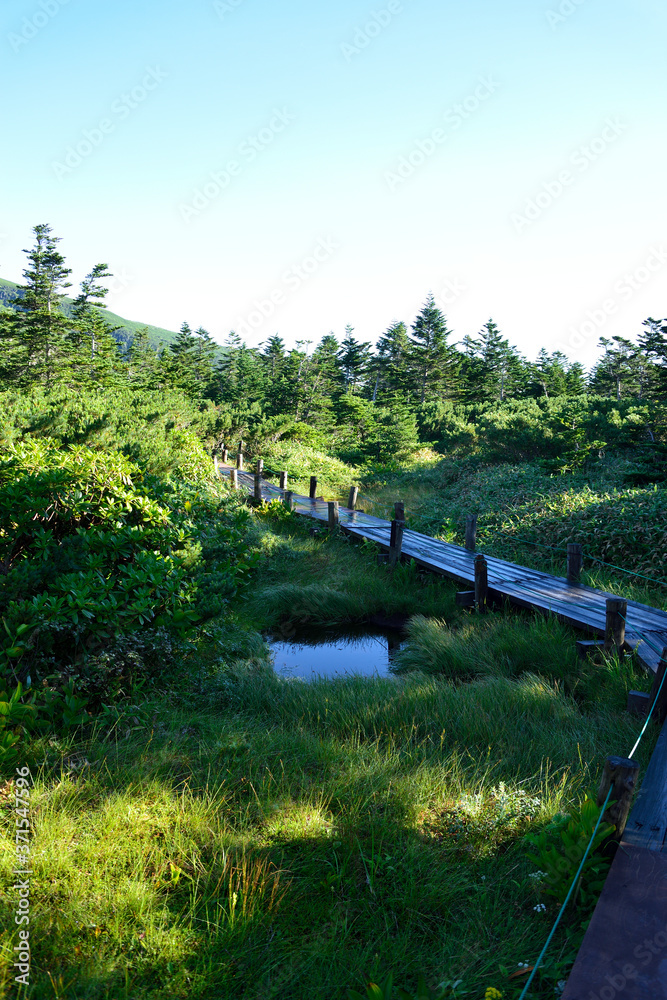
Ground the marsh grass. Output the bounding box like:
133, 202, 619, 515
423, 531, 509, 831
0, 513, 658, 999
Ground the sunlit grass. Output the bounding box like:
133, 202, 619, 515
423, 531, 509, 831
0, 511, 659, 999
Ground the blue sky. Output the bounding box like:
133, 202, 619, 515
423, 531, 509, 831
1, 0, 665, 366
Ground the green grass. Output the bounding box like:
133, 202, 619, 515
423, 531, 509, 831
0, 511, 660, 999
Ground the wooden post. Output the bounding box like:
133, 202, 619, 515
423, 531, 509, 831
279, 471, 288, 490
238, 439, 244, 453
309, 476, 317, 500
597, 755, 640, 841
284, 490, 294, 511
389, 519, 405, 567
348, 486, 359, 511
474, 554, 488, 612
394, 501, 405, 523
213, 452, 219, 475
465, 515, 477, 553
230, 468, 238, 490
256, 458, 263, 476
605, 597, 627, 654
328, 501, 339, 530
236, 452, 244, 471
221, 448, 228, 463
647, 647, 667, 726
254, 474, 262, 502
567, 542, 583, 584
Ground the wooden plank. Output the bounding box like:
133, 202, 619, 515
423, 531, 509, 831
623, 717, 667, 852
562, 845, 667, 999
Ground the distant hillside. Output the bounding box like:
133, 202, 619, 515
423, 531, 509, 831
0, 278, 180, 350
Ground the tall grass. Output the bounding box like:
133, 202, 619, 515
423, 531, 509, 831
0, 512, 658, 999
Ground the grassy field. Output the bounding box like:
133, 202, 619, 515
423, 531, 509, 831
0, 507, 659, 999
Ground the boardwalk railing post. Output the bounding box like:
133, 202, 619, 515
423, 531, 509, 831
605, 597, 627, 654
309, 476, 317, 501
230, 468, 238, 490
221, 447, 228, 463
597, 755, 640, 843
236, 452, 244, 471
465, 515, 477, 553
328, 501, 339, 530
389, 519, 405, 567
238, 439, 244, 453
256, 458, 263, 476
254, 473, 262, 502
567, 542, 583, 584
284, 490, 294, 512
394, 501, 405, 522
647, 647, 667, 725
213, 451, 219, 476
279, 471, 288, 490
474, 554, 488, 612
348, 486, 358, 511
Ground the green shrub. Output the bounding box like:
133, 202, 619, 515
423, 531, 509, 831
0, 440, 254, 703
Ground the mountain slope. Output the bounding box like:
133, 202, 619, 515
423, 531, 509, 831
0, 277, 179, 349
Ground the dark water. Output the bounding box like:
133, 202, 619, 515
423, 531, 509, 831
268, 622, 405, 681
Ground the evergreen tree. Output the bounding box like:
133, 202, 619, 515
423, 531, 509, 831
0, 224, 73, 386
127, 327, 166, 389
70, 264, 125, 386
408, 294, 459, 404
302, 334, 341, 413
459, 320, 526, 401
168, 322, 217, 399
372, 321, 410, 401
338, 326, 372, 394
589, 336, 649, 399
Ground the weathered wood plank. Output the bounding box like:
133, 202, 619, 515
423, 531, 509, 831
562, 845, 667, 999
623, 717, 667, 852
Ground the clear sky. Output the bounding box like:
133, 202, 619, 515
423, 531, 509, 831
1, 0, 665, 367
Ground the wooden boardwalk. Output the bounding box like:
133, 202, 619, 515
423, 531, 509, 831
224, 466, 667, 995
227, 468, 667, 675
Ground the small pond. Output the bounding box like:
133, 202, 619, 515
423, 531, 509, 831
268, 620, 406, 681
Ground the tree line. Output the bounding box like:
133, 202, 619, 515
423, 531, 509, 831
2, 224, 666, 420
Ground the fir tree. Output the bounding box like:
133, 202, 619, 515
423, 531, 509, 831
408, 294, 458, 404
1, 224, 73, 386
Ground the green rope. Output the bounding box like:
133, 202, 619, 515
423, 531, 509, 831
494, 532, 667, 588
518, 786, 613, 999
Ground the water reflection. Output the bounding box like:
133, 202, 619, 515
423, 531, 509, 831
268, 623, 404, 681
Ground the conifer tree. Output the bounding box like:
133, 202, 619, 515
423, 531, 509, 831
70, 264, 124, 386
408, 294, 458, 404
338, 326, 372, 394
373, 321, 410, 401
0, 224, 73, 386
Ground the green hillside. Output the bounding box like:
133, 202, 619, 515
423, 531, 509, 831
0, 277, 179, 349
